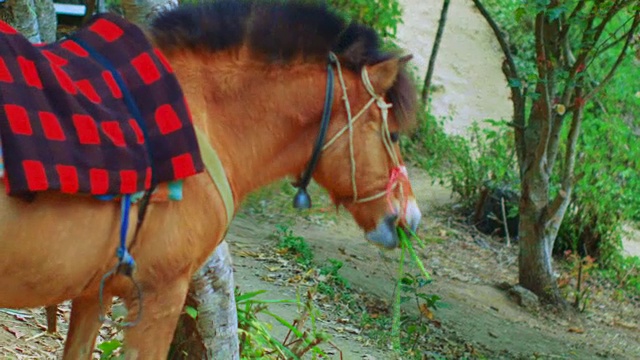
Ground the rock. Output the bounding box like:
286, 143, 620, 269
495, 281, 512, 291
508, 285, 540, 310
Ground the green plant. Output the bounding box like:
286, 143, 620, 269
237, 288, 331, 360
316, 258, 351, 299
398, 273, 442, 352
599, 255, 640, 298
417, 118, 518, 209
557, 250, 598, 312
274, 225, 314, 268
327, 0, 404, 39
98, 340, 124, 360
350, 229, 446, 359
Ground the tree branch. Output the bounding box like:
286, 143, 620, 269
421, 0, 451, 104
548, 86, 584, 228
559, 0, 628, 114
472, 0, 525, 166
532, 12, 553, 166
561, 0, 587, 40
592, 15, 636, 58
584, 9, 640, 103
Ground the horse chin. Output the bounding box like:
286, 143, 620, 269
364, 199, 422, 250
365, 214, 400, 249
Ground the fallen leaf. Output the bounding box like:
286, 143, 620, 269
613, 320, 637, 330
568, 327, 585, 334
2, 325, 24, 339
236, 250, 260, 258
419, 303, 434, 320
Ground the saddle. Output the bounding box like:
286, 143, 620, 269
0, 14, 204, 197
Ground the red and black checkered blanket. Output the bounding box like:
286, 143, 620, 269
0, 14, 203, 196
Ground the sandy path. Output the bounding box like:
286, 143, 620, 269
395, 0, 512, 136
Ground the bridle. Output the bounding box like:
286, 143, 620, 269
293, 52, 408, 218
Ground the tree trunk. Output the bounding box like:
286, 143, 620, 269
119, 0, 240, 356
518, 191, 564, 304
0, 0, 42, 42
170, 242, 240, 360
33, 0, 55, 42
421, 0, 450, 104
121, 0, 177, 27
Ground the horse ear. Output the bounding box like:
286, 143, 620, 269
366, 57, 402, 94
399, 54, 413, 65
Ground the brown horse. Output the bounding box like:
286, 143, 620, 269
0, 1, 421, 358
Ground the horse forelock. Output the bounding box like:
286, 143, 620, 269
149, 0, 416, 129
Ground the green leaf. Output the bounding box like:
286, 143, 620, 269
236, 289, 268, 302
508, 78, 522, 88
184, 305, 198, 319
98, 339, 122, 359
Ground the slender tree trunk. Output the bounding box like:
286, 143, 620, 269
119, 0, 240, 356
33, 0, 55, 42
0, 0, 42, 42
421, 0, 450, 104
121, 0, 177, 27
170, 242, 240, 360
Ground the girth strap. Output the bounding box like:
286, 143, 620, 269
194, 127, 235, 225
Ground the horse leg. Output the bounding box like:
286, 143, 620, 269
63, 295, 112, 360
123, 278, 189, 359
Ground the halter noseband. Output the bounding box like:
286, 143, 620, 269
293, 53, 408, 218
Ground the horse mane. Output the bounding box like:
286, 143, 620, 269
149, 0, 416, 127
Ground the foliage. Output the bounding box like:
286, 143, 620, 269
557, 250, 598, 312
355, 230, 445, 359
274, 224, 314, 267
407, 114, 518, 210
317, 258, 350, 297
600, 255, 640, 298
554, 114, 640, 263
452, 0, 640, 267
98, 340, 124, 360
237, 288, 330, 360
326, 0, 404, 39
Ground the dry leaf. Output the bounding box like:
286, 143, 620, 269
568, 327, 585, 334
235, 250, 260, 258
419, 303, 434, 320
554, 103, 566, 115
614, 320, 637, 330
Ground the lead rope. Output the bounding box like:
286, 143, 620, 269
324, 53, 408, 218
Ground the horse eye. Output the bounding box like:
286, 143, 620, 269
390, 132, 399, 143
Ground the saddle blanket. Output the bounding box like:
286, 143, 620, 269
0, 14, 204, 197
0, 145, 184, 203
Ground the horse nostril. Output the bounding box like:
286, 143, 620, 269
384, 213, 399, 228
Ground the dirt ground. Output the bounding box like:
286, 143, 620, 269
1, 0, 639, 359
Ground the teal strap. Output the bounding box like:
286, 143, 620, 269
194, 127, 235, 226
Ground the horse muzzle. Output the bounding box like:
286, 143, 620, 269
365, 199, 422, 249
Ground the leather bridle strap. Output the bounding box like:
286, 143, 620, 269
293, 54, 337, 209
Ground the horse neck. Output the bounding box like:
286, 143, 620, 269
169, 51, 330, 204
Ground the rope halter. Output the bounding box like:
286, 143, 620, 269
322, 52, 409, 219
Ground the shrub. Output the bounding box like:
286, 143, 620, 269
327, 0, 403, 39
